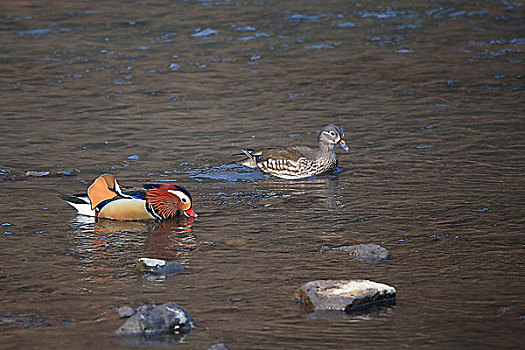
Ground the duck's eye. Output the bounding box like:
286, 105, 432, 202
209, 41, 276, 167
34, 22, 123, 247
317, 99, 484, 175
329, 131, 336, 136
181, 197, 188, 204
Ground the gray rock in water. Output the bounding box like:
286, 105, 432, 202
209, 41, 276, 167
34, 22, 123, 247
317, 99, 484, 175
136, 258, 186, 275
296, 280, 396, 312
321, 244, 389, 263
117, 306, 136, 318
115, 302, 194, 337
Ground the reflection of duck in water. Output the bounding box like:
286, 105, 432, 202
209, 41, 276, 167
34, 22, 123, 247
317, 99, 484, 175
240, 124, 349, 179
63, 174, 197, 220
70, 217, 197, 282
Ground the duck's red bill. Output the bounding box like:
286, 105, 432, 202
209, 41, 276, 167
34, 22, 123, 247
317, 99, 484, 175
184, 208, 197, 218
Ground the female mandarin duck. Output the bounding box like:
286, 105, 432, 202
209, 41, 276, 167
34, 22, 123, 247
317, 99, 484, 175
63, 174, 197, 220
241, 124, 349, 179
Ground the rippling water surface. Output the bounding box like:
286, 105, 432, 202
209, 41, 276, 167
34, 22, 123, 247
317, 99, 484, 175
0, 0, 523, 348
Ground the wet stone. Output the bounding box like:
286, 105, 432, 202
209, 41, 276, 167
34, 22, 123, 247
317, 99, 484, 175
321, 244, 389, 263
118, 306, 136, 318
25, 171, 49, 177
115, 302, 194, 337
296, 280, 396, 312
136, 258, 185, 275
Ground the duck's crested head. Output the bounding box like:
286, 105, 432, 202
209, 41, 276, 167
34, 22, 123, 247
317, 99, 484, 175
144, 183, 197, 219
319, 124, 349, 151
87, 173, 120, 210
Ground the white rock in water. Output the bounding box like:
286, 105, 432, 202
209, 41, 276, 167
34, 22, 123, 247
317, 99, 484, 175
138, 258, 167, 268
25, 171, 49, 177
328, 280, 395, 296
296, 279, 396, 312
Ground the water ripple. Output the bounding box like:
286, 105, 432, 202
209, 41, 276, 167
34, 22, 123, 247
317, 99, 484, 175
186, 164, 265, 182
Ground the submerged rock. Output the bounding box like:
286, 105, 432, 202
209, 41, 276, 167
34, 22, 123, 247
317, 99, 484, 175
296, 280, 396, 312
117, 333, 191, 347
136, 258, 185, 275
115, 302, 194, 337
321, 244, 389, 263
209, 344, 230, 350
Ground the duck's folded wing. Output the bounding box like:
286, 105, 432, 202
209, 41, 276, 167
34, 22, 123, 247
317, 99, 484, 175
259, 147, 305, 162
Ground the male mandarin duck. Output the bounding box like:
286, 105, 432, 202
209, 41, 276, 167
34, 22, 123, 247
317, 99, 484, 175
241, 124, 349, 179
63, 174, 197, 220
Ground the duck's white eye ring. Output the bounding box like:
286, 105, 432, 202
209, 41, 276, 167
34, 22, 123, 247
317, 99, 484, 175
329, 131, 336, 136
181, 197, 188, 203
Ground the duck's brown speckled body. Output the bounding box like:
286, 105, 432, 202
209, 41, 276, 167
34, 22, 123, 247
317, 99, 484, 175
241, 124, 349, 179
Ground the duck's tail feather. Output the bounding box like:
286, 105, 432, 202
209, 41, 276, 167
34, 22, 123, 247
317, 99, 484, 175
61, 194, 95, 217
237, 149, 260, 168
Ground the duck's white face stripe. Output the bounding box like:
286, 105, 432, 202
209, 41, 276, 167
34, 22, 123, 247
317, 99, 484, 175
113, 180, 128, 197
322, 130, 341, 143
168, 190, 191, 205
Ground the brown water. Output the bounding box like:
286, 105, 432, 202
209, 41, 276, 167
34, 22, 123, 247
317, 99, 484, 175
1, 0, 524, 348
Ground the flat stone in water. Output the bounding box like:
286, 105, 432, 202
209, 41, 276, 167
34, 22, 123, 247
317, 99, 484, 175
25, 171, 49, 177
321, 244, 389, 263
296, 280, 396, 312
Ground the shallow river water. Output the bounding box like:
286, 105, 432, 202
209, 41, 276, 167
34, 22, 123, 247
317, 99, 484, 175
0, 0, 524, 349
